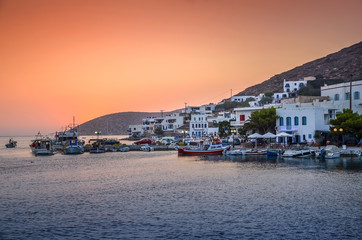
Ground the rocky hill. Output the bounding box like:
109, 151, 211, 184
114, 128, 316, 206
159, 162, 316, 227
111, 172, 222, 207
78, 111, 180, 135
237, 41, 362, 96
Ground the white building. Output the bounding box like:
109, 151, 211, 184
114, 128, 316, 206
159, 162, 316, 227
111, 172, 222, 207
207, 111, 235, 125
321, 80, 362, 114
128, 124, 144, 137
276, 100, 339, 144
231, 104, 280, 129
185, 104, 215, 115
189, 113, 209, 138
283, 79, 307, 93
273, 92, 289, 103
231, 96, 256, 102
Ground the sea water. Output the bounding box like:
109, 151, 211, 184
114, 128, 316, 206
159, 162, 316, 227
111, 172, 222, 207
0, 136, 361, 239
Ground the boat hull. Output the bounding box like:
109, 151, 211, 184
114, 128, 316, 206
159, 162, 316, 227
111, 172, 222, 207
178, 148, 224, 155
64, 145, 84, 155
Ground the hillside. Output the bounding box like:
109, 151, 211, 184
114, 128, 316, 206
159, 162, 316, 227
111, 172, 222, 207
237, 41, 362, 96
78, 111, 180, 135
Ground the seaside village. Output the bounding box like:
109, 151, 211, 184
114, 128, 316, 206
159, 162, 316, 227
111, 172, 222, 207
8, 77, 362, 158
126, 77, 362, 157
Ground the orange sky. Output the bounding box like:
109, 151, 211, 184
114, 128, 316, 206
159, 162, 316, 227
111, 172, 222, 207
0, 0, 361, 135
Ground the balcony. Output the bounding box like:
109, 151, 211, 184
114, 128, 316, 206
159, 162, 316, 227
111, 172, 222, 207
278, 125, 298, 132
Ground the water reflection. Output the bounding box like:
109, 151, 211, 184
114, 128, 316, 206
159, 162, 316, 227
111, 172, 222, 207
181, 154, 362, 172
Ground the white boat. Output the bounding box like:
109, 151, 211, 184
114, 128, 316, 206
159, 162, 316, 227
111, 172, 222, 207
224, 149, 244, 155
30, 133, 54, 156
63, 139, 84, 155
141, 144, 154, 152
317, 145, 341, 159
53, 128, 82, 150
282, 148, 314, 158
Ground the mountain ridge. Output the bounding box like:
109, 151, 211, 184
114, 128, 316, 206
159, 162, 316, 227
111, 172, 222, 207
78, 41, 362, 135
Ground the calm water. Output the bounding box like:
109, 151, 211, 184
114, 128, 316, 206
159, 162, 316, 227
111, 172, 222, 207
0, 136, 361, 239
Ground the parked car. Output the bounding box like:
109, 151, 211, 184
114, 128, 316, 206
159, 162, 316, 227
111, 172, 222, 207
134, 138, 155, 145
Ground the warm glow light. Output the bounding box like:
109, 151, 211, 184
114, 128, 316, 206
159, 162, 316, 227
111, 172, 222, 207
0, 0, 361, 135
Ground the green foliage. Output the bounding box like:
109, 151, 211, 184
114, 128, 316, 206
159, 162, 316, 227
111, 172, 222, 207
297, 79, 344, 96
329, 109, 362, 142
264, 92, 274, 98
216, 98, 255, 111
240, 107, 278, 135
259, 96, 273, 105
218, 121, 231, 138
154, 126, 164, 136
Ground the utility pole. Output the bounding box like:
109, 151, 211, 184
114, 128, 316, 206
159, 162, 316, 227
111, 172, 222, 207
349, 74, 353, 110
160, 110, 164, 117
231, 89, 232, 99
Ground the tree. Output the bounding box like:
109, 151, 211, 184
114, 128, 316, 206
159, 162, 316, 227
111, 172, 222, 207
329, 109, 362, 144
240, 107, 278, 134
218, 121, 231, 138
154, 126, 164, 136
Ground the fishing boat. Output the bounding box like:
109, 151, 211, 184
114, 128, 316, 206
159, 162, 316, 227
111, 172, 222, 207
282, 148, 314, 158
30, 133, 54, 156
244, 149, 267, 155
316, 145, 341, 159
178, 143, 229, 155
63, 139, 84, 155
5, 138, 17, 148
141, 144, 154, 152
266, 149, 282, 156
89, 139, 105, 153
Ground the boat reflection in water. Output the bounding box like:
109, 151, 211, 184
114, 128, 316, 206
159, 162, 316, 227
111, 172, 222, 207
186, 154, 362, 172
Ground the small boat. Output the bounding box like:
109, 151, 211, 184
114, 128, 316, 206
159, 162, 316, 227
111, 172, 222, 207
282, 148, 314, 158
63, 139, 84, 155
244, 149, 267, 155
178, 143, 229, 156
141, 144, 154, 152
5, 138, 17, 148
30, 133, 54, 156
316, 145, 341, 159
224, 149, 244, 155
266, 149, 282, 156
89, 139, 105, 154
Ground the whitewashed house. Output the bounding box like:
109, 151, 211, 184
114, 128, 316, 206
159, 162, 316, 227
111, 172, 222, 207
189, 113, 209, 138
231, 96, 256, 103
276, 100, 339, 144
128, 124, 144, 137
231, 104, 280, 129
321, 80, 362, 114
283, 79, 307, 93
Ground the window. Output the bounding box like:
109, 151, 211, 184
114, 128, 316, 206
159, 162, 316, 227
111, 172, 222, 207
294, 117, 299, 126
303, 135, 306, 141
285, 83, 290, 87
345, 92, 350, 100
334, 94, 339, 101
354, 91, 360, 100
302, 116, 307, 125
192, 124, 194, 128
286, 117, 291, 126
279, 117, 284, 126
287, 89, 290, 92
240, 115, 245, 121
308, 134, 312, 139
299, 83, 304, 87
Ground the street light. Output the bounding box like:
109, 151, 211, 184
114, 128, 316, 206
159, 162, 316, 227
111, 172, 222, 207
333, 128, 344, 146
232, 129, 237, 148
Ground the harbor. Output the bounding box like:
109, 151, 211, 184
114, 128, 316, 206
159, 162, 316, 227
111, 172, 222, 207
0, 135, 361, 239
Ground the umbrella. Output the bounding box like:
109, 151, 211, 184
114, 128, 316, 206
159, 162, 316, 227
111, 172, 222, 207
248, 133, 263, 138
262, 132, 276, 138
276, 132, 293, 137
276, 132, 293, 145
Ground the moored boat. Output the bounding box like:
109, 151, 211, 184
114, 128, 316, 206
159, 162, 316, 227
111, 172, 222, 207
63, 139, 84, 155
89, 139, 105, 153
244, 149, 267, 155
282, 148, 314, 158
30, 133, 54, 156
178, 143, 229, 155
316, 145, 341, 159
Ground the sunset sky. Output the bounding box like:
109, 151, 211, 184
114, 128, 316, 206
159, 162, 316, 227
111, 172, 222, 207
0, 0, 361, 135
